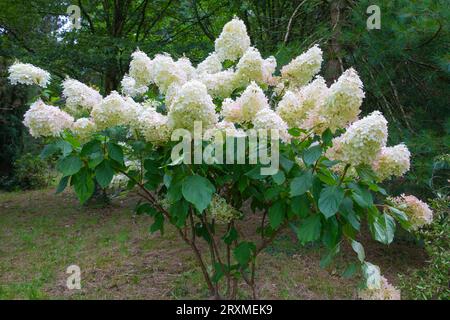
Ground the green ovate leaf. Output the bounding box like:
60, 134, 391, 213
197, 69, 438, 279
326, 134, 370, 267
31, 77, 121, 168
268, 200, 286, 229
296, 215, 322, 244
55, 176, 69, 194
318, 185, 345, 218
71, 167, 95, 204
351, 240, 365, 262
233, 241, 256, 267
181, 175, 215, 213
57, 155, 83, 177
290, 170, 313, 197
107, 142, 124, 164
95, 160, 114, 188
303, 145, 322, 166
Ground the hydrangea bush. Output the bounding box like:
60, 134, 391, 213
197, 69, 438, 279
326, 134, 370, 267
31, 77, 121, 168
9, 17, 434, 300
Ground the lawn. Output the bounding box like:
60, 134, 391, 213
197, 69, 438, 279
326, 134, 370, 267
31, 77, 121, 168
0, 188, 427, 300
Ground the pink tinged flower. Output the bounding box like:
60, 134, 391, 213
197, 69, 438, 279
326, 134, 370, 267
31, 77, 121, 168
389, 194, 433, 230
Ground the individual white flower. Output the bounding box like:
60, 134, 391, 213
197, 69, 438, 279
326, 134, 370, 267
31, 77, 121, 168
129, 50, 153, 86
175, 56, 196, 81
196, 52, 222, 75
281, 45, 322, 87
121, 75, 148, 97
201, 69, 236, 98
72, 117, 97, 140
321, 68, 364, 132
23, 100, 73, 138
209, 194, 242, 224
91, 91, 130, 129
62, 78, 102, 114
235, 47, 274, 86
215, 17, 251, 62
389, 194, 433, 230
326, 111, 388, 166
150, 54, 187, 94
358, 276, 401, 300
168, 80, 218, 131
221, 82, 269, 124
372, 144, 411, 181
253, 108, 290, 143
138, 107, 171, 145
8, 62, 51, 87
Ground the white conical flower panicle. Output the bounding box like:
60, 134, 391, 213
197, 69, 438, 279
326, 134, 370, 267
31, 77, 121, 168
91, 91, 131, 129
253, 108, 290, 143
129, 50, 153, 86
389, 194, 433, 230
138, 107, 171, 145
372, 144, 411, 181
358, 276, 401, 300
8, 62, 51, 88
23, 100, 74, 138
62, 78, 103, 114
121, 75, 148, 97
72, 117, 97, 140
150, 54, 188, 94
235, 47, 276, 87
175, 57, 196, 81
281, 45, 322, 87
221, 82, 269, 124
322, 68, 364, 132
196, 52, 222, 75
276, 76, 328, 130
327, 111, 388, 166
214, 17, 251, 62
168, 80, 218, 131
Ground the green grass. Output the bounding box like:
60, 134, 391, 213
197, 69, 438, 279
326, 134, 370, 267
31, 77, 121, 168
0, 189, 428, 299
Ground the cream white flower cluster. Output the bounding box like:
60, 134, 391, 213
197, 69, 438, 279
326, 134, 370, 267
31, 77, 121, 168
8, 62, 51, 88
62, 78, 103, 114
326, 111, 388, 166
91, 91, 136, 130
209, 194, 241, 224
121, 75, 148, 97
14, 17, 408, 172
222, 81, 269, 124
72, 117, 97, 140
214, 17, 251, 62
281, 45, 323, 88
167, 80, 218, 131
138, 107, 171, 145
372, 144, 411, 181
23, 100, 73, 138
389, 194, 433, 230
358, 276, 401, 300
